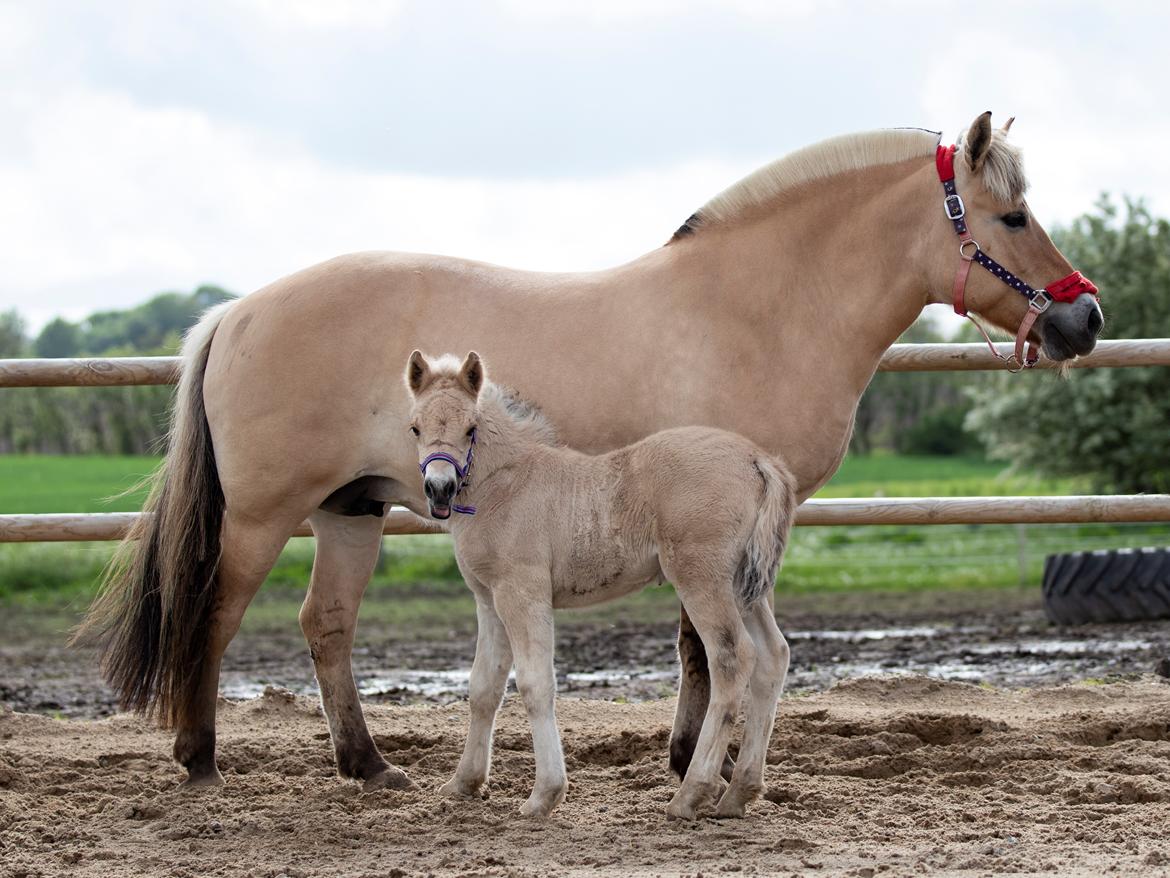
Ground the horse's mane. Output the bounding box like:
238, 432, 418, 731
671, 126, 1026, 239
481, 382, 559, 448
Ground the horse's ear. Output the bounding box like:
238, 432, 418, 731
964, 110, 994, 173
1000, 116, 1015, 136
458, 351, 485, 396
405, 350, 430, 396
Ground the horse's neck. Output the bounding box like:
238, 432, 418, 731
641, 160, 933, 496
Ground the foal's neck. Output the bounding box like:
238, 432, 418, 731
467, 385, 556, 490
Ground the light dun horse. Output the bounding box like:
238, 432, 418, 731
77, 113, 1102, 793
406, 350, 796, 818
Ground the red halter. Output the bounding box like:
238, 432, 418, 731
936, 144, 1099, 371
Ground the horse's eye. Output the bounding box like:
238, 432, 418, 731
466, 426, 476, 437
409, 426, 419, 437
1001, 211, 1027, 229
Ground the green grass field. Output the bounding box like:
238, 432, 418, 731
1, 453, 1166, 605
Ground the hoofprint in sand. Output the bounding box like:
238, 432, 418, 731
3, 676, 1169, 878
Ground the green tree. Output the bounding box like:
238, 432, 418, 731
0, 310, 27, 358
967, 197, 1170, 492
35, 317, 82, 358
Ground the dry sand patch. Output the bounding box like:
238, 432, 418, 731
3, 676, 1170, 877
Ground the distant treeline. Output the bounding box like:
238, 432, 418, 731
0, 286, 233, 454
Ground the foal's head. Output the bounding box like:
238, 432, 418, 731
404, 350, 485, 520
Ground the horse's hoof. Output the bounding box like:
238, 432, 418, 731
180, 767, 225, 790
665, 799, 698, 821
363, 766, 414, 792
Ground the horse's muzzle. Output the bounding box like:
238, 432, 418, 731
1041, 293, 1102, 361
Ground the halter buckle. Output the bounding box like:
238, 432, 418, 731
1029, 289, 1054, 314
944, 193, 966, 221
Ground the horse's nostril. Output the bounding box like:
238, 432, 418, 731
1087, 307, 1103, 335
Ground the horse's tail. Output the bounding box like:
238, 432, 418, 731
734, 456, 797, 608
72, 300, 235, 727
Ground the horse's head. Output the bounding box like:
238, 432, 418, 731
404, 349, 485, 520
928, 111, 1102, 365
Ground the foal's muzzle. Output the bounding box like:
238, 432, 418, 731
423, 467, 458, 520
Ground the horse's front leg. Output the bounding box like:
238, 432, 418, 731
440, 585, 513, 798
301, 511, 411, 791
493, 585, 566, 817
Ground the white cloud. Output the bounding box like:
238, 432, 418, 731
0, 84, 747, 329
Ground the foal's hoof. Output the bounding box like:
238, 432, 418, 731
180, 766, 225, 789
362, 766, 414, 792
519, 785, 566, 818
666, 779, 724, 820
714, 782, 762, 819
438, 777, 485, 800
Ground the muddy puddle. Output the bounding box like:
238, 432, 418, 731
2, 586, 1167, 718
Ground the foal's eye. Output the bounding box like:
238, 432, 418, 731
409, 426, 419, 437
1001, 211, 1028, 229
466, 426, 476, 437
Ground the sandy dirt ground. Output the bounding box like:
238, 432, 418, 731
3, 676, 1170, 878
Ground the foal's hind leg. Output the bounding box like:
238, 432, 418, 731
666, 584, 755, 820
174, 511, 293, 786
301, 510, 411, 791
671, 607, 734, 783
715, 599, 788, 818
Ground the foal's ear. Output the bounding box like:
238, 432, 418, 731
458, 351, 485, 396
964, 110, 994, 173
405, 349, 431, 396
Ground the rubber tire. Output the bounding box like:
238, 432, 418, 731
1043, 547, 1170, 625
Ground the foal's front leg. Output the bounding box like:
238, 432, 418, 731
493, 587, 566, 817
440, 588, 513, 798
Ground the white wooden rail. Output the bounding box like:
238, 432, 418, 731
2, 341, 1169, 542
2, 339, 1169, 387
1, 494, 1168, 542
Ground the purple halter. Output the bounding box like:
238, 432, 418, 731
419, 428, 477, 515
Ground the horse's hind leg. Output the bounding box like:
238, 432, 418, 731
715, 597, 788, 818
666, 582, 755, 820
301, 511, 411, 791
174, 511, 293, 785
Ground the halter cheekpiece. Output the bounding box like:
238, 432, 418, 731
935, 143, 1099, 371
419, 428, 477, 515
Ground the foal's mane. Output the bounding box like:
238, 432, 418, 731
481, 382, 558, 447
671, 126, 1026, 239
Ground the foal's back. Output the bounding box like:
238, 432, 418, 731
456, 425, 793, 609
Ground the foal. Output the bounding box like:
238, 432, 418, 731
405, 350, 796, 819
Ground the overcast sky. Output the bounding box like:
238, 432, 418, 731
2, 0, 1168, 332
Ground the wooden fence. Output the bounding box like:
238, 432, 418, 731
2, 339, 1169, 541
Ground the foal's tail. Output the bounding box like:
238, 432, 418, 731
734, 456, 797, 607
72, 300, 235, 727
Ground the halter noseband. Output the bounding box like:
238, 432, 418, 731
419, 428, 477, 515
936, 144, 1099, 372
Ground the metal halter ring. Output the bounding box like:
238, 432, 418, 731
959, 239, 980, 260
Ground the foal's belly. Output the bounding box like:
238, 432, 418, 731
551, 549, 663, 610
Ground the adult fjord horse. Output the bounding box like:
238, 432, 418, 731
80, 112, 1102, 792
